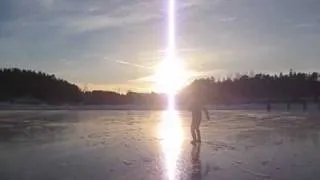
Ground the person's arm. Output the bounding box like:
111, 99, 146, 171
203, 107, 210, 120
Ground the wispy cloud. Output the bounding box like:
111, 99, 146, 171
219, 17, 238, 23
295, 23, 317, 28
0, 0, 164, 34
157, 48, 203, 53
66, 12, 160, 33
41, 0, 54, 9
112, 59, 153, 70
65, 0, 205, 33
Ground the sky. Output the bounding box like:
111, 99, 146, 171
1, 0, 320, 92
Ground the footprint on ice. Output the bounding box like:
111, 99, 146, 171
205, 141, 214, 145
204, 164, 211, 175
213, 166, 220, 171
274, 140, 283, 145
232, 162, 271, 179
142, 157, 152, 163
261, 161, 269, 166
123, 160, 132, 166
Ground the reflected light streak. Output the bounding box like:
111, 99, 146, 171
159, 109, 183, 180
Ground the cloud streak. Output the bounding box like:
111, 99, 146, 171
112, 59, 153, 71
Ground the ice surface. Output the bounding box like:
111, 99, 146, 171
0, 110, 319, 180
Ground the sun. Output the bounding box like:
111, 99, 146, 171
154, 55, 188, 95
153, 0, 189, 96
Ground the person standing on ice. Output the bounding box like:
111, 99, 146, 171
189, 88, 210, 145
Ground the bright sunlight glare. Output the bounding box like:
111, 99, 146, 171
159, 109, 183, 180
157, 1, 184, 180
155, 0, 189, 97
155, 56, 188, 95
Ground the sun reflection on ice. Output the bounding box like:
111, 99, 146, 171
159, 108, 184, 180
157, 0, 184, 178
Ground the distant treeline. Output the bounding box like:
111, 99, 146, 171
84, 91, 166, 107
0, 68, 82, 104
180, 70, 320, 104
1, 68, 320, 105
0, 68, 166, 106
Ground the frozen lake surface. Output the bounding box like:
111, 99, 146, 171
0, 110, 319, 180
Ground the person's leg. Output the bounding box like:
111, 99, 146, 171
195, 123, 201, 142
195, 113, 202, 142
191, 117, 197, 144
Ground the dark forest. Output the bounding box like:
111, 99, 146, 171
1, 68, 319, 105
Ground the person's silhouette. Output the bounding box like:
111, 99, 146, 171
189, 96, 209, 145
191, 143, 202, 180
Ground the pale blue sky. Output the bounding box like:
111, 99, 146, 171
1, 0, 320, 91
